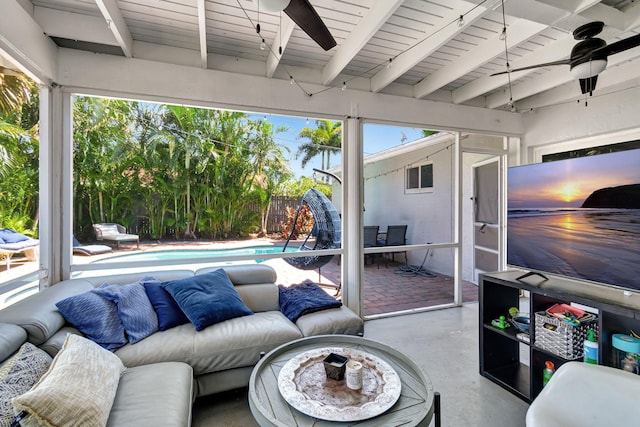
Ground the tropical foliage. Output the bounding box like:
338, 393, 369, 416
295, 120, 342, 178
72, 97, 293, 240
0, 73, 39, 236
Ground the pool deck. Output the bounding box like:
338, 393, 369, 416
1, 238, 478, 315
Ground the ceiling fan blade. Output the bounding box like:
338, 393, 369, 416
284, 0, 336, 51
490, 59, 571, 76
593, 33, 640, 57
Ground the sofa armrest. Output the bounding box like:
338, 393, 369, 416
0, 280, 93, 344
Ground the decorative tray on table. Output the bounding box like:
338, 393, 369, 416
277, 347, 401, 422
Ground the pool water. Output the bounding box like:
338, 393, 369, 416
92, 245, 296, 263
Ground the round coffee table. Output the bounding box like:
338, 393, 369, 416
249, 335, 435, 426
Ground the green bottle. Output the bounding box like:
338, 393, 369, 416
584, 329, 598, 364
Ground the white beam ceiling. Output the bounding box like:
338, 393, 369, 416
321, 0, 404, 86
94, 0, 133, 58
266, 15, 295, 78
197, 0, 208, 68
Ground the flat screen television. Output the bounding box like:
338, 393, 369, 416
507, 148, 640, 291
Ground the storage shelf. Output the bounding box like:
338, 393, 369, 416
483, 362, 530, 401
480, 270, 640, 403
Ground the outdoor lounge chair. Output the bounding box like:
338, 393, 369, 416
0, 229, 39, 270
377, 224, 408, 267
93, 223, 139, 249
73, 236, 113, 256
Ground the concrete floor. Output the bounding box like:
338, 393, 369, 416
192, 303, 529, 427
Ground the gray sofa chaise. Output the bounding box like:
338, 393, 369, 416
0, 264, 363, 426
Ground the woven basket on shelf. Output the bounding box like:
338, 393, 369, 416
534, 311, 598, 360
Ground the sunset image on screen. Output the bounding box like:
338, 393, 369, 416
507, 148, 640, 291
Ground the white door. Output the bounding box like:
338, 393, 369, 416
471, 157, 502, 283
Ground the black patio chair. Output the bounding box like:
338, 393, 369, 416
377, 224, 408, 268
363, 225, 380, 265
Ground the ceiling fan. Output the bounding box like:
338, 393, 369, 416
259, 0, 336, 51
491, 21, 640, 95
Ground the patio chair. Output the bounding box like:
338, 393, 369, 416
363, 225, 380, 265
93, 223, 139, 249
282, 188, 341, 294
0, 229, 39, 270
73, 236, 113, 256
377, 224, 408, 268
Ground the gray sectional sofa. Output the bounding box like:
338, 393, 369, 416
0, 264, 363, 426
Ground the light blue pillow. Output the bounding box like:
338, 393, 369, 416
55, 291, 127, 351
0, 228, 29, 243
93, 277, 159, 344
163, 269, 253, 331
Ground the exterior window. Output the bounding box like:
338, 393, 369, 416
406, 163, 433, 193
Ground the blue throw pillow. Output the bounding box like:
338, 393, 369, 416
93, 278, 159, 344
0, 228, 29, 243
163, 269, 253, 331
143, 279, 189, 331
55, 291, 127, 351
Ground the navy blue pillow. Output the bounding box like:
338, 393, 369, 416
0, 229, 29, 243
143, 279, 189, 331
55, 291, 127, 351
163, 269, 253, 331
93, 278, 159, 344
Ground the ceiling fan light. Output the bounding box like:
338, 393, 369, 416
570, 59, 607, 79
260, 0, 291, 13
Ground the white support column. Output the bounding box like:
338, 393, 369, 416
341, 116, 363, 317
38, 85, 72, 287
454, 133, 462, 305
61, 89, 73, 280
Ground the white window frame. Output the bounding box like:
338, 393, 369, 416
405, 161, 434, 194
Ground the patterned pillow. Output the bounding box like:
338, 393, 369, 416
13, 334, 125, 427
0, 343, 52, 427
93, 278, 159, 344
56, 291, 127, 351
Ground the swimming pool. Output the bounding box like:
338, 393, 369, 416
92, 245, 296, 263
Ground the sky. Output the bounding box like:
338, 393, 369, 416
508, 149, 640, 209
248, 113, 427, 178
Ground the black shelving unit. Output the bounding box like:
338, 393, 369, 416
480, 270, 640, 403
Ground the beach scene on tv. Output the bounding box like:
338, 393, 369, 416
507, 149, 640, 291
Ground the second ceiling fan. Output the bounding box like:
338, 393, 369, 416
492, 21, 640, 95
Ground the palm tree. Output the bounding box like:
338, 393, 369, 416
0, 68, 35, 116
295, 120, 342, 175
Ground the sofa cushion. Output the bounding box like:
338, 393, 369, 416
93, 279, 159, 344
163, 269, 253, 331
0, 343, 52, 426
55, 291, 127, 351
107, 362, 193, 427
295, 306, 364, 337
0, 323, 27, 361
115, 311, 303, 376
143, 279, 189, 331
13, 334, 125, 427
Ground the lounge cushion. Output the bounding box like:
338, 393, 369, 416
55, 291, 127, 351
143, 280, 189, 331
93, 279, 159, 344
0, 343, 52, 426
0, 229, 29, 244
163, 269, 253, 331
13, 334, 125, 427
